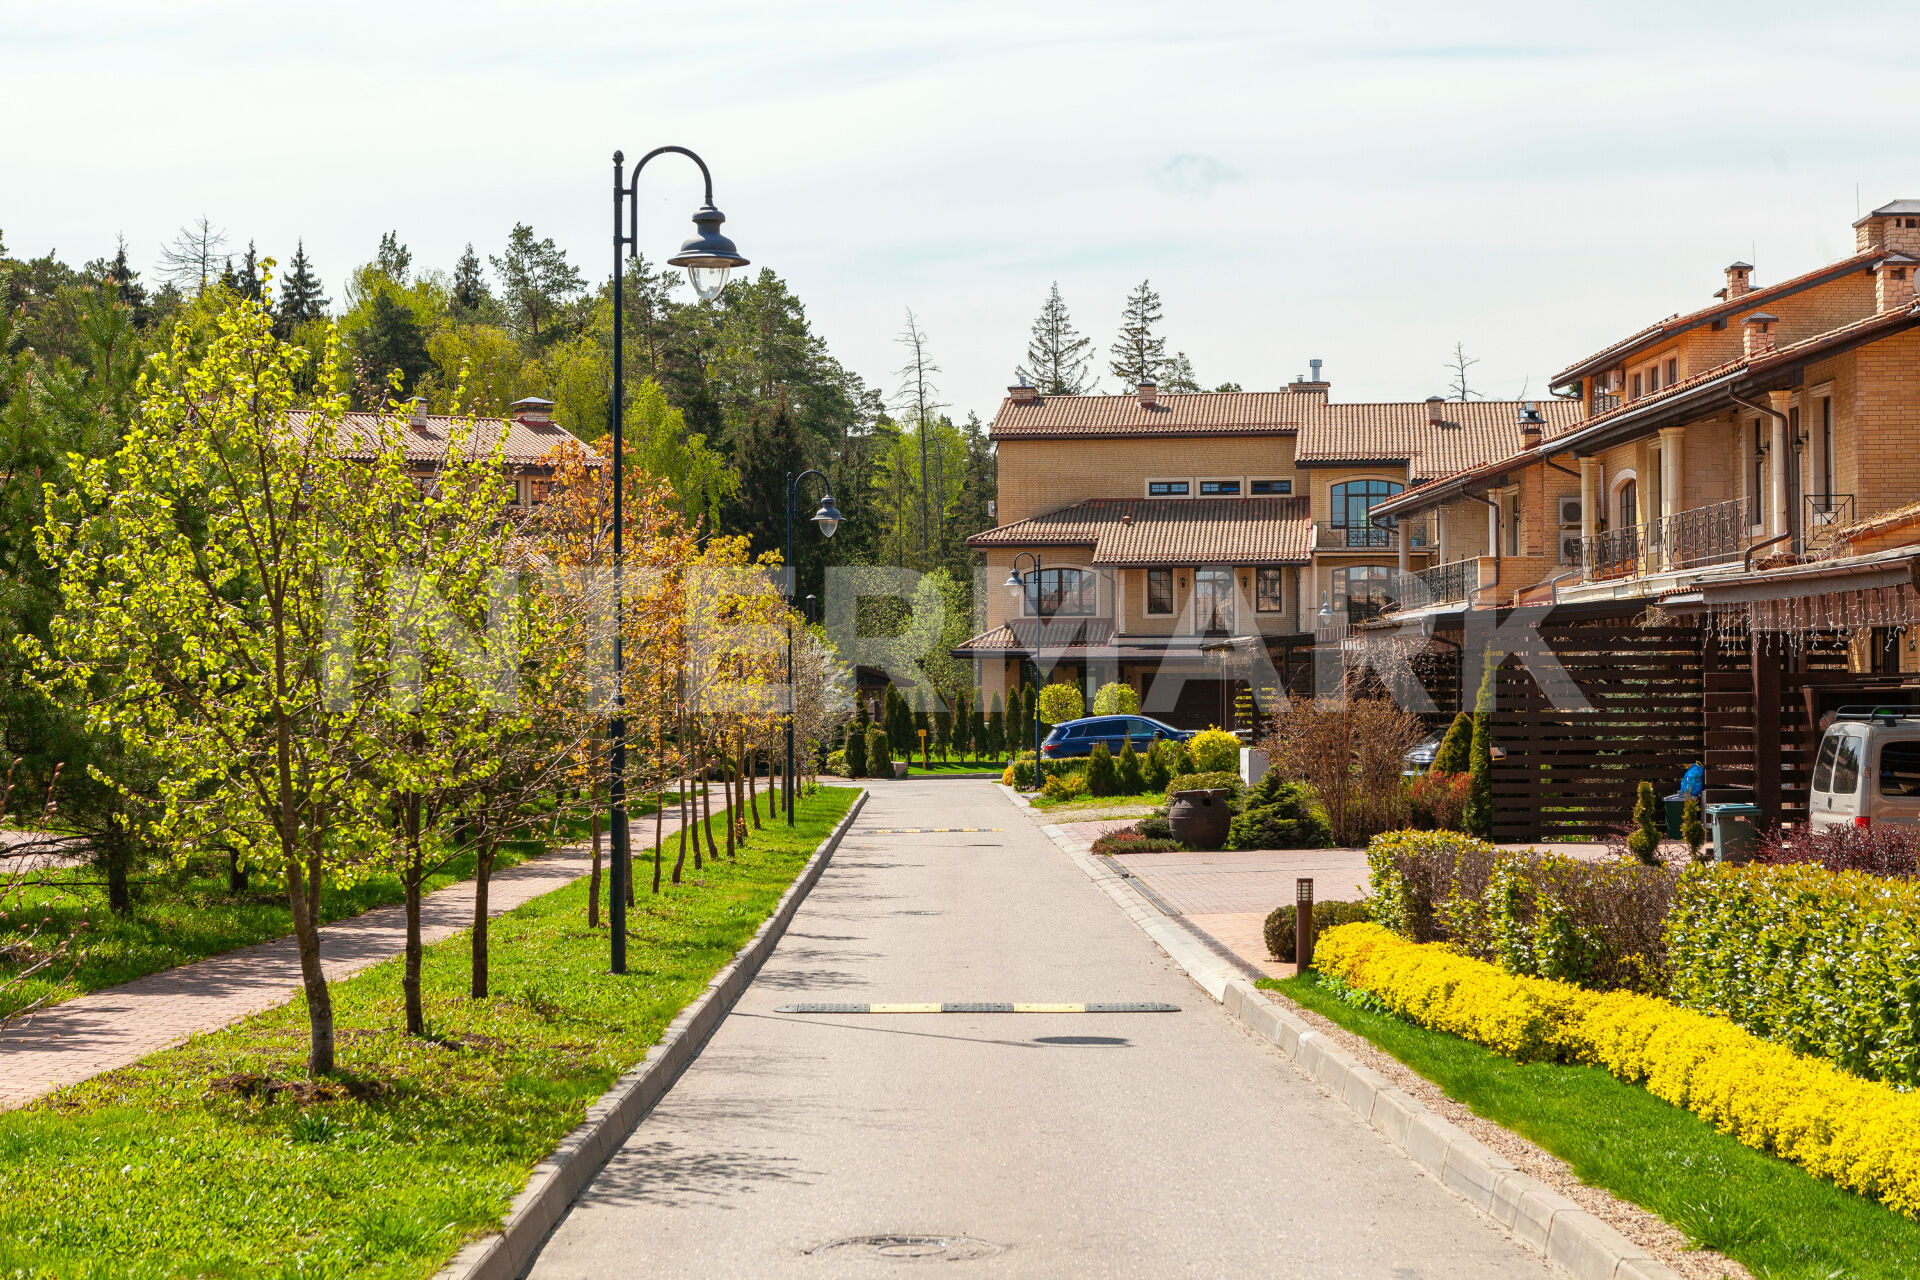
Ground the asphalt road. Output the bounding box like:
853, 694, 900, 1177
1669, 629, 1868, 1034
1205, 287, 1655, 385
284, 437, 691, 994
526, 780, 1556, 1278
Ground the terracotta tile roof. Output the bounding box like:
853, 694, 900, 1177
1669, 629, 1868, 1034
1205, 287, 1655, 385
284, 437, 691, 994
953, 619, 1116, 655
1550, 248, 1885, 386
286, 410, 593, 470
967, 497, 1313, 565
990, 390, 1302, 439
1294, 399, 1581, 482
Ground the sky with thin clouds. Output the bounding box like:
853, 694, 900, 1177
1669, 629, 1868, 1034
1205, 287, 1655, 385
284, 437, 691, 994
7, 0, 1920, 420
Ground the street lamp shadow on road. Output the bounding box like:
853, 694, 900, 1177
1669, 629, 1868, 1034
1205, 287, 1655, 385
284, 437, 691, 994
606, 144, 751, 976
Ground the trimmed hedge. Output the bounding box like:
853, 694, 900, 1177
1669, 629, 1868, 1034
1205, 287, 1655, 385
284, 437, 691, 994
1317, 922, 1920, 1219
1264, 899, 1370, 962
1366, 830, 1675, 993
1668, 863, 1920, 1087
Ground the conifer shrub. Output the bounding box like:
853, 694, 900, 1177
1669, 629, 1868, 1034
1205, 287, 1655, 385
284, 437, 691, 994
1430, 711, 1472, 775
1116, 740, 1145, 793
1465, 661, 1497, 838
1681, 797, 1706, 863
844, 721, 868, 779
1227, 772, 1331, 850
1627, 780, 1662, 865
1085, 742, 1118, 796
1143, 740, 1174, 792
865, 725, 892, 777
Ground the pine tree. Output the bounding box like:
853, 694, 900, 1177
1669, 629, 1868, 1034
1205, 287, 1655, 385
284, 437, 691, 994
276, 240, 329, 337
491, 222, 585, 349
1017, 282, 1092, 394
376, 230, 412, 285
1108, 279, 1168, 386
451, 242, 492, 321
351, 291, 433, 399
1162, 351, 1201, 392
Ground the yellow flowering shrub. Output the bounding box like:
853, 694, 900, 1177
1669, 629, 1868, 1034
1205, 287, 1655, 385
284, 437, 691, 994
1315, 922, 1920, 1217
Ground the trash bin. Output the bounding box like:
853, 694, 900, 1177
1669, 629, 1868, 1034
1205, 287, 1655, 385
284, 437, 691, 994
1707, 802, 1762, 864
1663, 793, 1688, 839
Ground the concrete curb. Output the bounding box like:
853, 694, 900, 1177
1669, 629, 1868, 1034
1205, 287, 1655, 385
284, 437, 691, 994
1045, 818, 1682, 1280
434, 788, 869, 1280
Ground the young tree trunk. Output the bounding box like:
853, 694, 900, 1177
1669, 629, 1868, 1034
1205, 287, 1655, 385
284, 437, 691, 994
471, 833, 495, 998
673, 768, 689, 884
749, 747, 763, 829
102, 840, 132, 916
587, 807, 602, 928
227, 847, 247, 895
403, 837, 425, 1036
288, 841, 335, 1075
653, 785, 664, 893
723, 746, 736, 861
698, 746, 715, 868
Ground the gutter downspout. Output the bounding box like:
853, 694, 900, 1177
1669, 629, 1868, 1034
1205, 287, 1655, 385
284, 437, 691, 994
1730, 392, 1792, 550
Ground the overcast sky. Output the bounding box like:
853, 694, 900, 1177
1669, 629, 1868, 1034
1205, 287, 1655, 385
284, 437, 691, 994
8, 1, 1920, 420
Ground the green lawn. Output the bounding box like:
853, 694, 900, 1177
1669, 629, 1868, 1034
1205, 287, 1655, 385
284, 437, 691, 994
1263, 973, 1920, 1280
0, 799, 693, 1019
1028, 789, 1165, 813
904, 758, 1008, 775
0, 785, 852, 1280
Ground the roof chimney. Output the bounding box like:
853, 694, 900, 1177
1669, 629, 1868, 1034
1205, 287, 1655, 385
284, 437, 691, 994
1856, 200, 1920, 254
1518, 401, 1544, 446
408, 396, 430, 428
1136, 380, 1158, 408
1008, 381, 1039, 405
1743, 311, 1779, 359
1876, 254, 1917, 313
510, 395, 556, 425
1288, 358, 1329, 397
1426, 395, 1447, 427
1720, 261, 1753, 300
1310, 358, 1323, 382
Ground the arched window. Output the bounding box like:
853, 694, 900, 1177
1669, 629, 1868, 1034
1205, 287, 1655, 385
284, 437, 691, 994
1330, 479, 1405, 547
1618, 479, 1638, 529
1025, 567, 1097, 617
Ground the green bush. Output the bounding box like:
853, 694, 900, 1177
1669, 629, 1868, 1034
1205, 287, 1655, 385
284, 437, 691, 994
1430, 711, 1471, 775
1465, 660, 1495, 838
844, 721, 868, 779
1682, 797, 1706, 863
865, 725, 892, 776
1627, 780, 1662, 866
1264, 899, 1371, 962
1009, 751, 1081, 790
1667, 863, 1920, 1086
1227, 773, 1331, 850
1091, 681, 1140, 715
1142, 740, 1175, 792
1116, 741, 1145, 793
825, 748, 847, 777
1041, 770, 1088, 800
1188, 727, 1240, 773
1365, 829, 1676, 993
1165, 771, 1242, 802
1091, 830, 1183, 855
1036, 682, 1083, 726
1085, 743, 1118, 796
1133, 813, 1174, 840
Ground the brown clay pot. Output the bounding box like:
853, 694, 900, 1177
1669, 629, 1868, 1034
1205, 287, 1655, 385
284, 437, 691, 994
1167, 788, 1232, 851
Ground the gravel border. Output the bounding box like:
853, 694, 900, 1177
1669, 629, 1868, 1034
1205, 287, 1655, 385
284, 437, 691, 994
433, 789, 868, 1280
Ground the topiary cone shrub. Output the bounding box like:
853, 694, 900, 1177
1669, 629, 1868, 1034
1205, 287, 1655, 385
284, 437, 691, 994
1116, 740, 1145, 793
1090, 681, 1139, 716
1627, 779, 1662, 865
1430, 711, 1471, 776
1085, 742, 1118, 796
845, 720, 868, 779
1465, 658, 1497, 838
1143, 740, 1173, 792
866, 725, 893, 778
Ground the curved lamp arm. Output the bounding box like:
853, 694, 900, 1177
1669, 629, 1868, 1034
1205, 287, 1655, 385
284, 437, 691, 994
619, 145, 716, 254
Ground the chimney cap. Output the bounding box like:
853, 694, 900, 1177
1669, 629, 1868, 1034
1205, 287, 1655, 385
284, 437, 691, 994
1854, 199, 1920, 228
1744, 311, 1779, 325
1879, 253, 1920, 267
1725, 260, 1753, 272
1008, 382, 1039, 404
511, 395, 556, 412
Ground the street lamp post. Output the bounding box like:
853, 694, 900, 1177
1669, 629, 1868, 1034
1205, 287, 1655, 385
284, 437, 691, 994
784, 470, 842, 825
1004, 552, 1045, 765
607, 146, 750, 975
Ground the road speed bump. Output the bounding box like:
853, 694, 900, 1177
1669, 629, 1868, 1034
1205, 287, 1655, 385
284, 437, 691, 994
773, 1001, 1180, 1014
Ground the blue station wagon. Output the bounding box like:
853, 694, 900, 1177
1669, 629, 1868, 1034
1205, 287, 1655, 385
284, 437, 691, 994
1039, 715, 1195, 760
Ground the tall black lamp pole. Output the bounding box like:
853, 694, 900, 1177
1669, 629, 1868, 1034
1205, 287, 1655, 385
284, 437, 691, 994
608, 146, 749, 974
1005, 552, 1045, 762
784, 470, 841, 825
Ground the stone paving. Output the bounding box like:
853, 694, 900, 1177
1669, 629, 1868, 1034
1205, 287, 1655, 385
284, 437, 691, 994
0, 813, 702, 1111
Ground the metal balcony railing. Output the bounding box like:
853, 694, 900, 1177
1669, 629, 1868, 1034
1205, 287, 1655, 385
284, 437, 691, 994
1404, 559, 1474, 606
1580, 497, 1753, 581
1314, 517, 1434, 551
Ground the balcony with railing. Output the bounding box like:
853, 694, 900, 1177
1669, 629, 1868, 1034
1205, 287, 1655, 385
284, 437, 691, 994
1579, 496, 1753, 582
1314, 515, 1434, 552
1404, 558, 1475, 606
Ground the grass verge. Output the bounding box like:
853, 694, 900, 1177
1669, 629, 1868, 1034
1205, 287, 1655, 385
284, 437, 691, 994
903, 759, 1009, 776
0, 786, 855, 1280
1027, 790, 1165, 814
0, 798, 684, 1018
1261, 972, 1920, 1280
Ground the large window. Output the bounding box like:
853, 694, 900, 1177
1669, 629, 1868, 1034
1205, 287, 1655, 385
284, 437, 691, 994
1256, 567, 1287, 613
1333, 565, 1396, 624
1025, 567, 1097, 617
1330, 480, 1404, 547
1194, 567, 1234, 633
1145, 568, 1174, 615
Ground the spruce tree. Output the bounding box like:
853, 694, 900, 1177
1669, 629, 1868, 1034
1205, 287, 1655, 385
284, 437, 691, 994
351, 291, 433, 398
1017, 282, 1092, 395
376, 230, 412, 284
450, 242, 493, 321
1108, 279, 1168, 386
1162, 351, 1201, 392
952, 689, 972, 760
276, 240, 329, 337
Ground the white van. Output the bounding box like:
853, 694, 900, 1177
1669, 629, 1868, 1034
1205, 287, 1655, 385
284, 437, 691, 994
1807, 709, 1920, 831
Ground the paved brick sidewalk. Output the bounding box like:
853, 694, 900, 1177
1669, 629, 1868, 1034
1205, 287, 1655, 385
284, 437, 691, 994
0, 813, 704, 1111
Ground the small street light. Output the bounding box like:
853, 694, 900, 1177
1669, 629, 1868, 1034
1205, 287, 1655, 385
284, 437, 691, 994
606, 145, 749, 975
785, 470, 838, 824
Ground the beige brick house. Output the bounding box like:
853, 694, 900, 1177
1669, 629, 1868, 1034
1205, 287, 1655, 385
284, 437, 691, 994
958, 375, 1575, 727
1374, 200, 1920, 623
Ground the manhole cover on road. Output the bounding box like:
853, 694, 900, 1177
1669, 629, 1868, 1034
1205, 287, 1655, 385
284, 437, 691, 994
809, 1234, 1004, 1262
